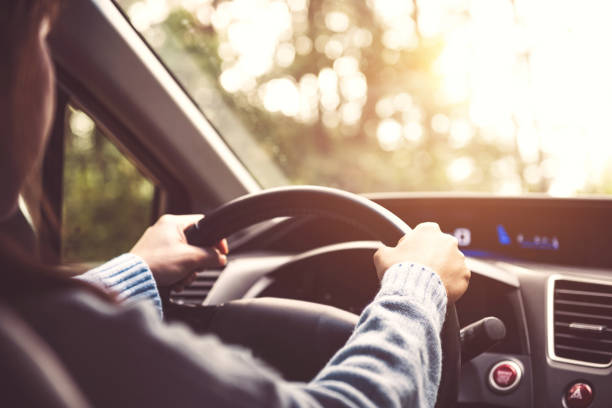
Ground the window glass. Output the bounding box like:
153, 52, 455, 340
62, 105, 156, 263
116, 0, 612, 196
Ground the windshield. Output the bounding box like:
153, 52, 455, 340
116, 0, 612, 196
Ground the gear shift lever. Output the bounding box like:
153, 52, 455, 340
460, 317, 506, 363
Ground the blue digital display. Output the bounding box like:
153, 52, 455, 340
496, 225, 511, 245
516, 233, 559, 250
495, 224, 559, 251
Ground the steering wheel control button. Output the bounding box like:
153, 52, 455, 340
488, 360, 522, 393
564, 382, 593, 408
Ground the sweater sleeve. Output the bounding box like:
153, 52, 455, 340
287, 262, 448, 408
76, 254, 163, 317
28, 262, 447, 408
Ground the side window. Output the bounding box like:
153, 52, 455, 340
62, 104, 157, 263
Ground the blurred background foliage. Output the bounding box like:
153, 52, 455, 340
114, 0, 612, 196
115, 0, 511, 193
62, 106, 155, 262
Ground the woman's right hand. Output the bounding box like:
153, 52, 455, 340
130, 214, 228, 289
373, 222, 470, 303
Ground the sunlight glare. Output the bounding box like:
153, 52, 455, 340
377, 119, 403, 151
70, 110, 95, 137
403, 122, 423, 143
262, 78, 300, 117
449, 119, 473, 149
325, 11, 350, 33
431, 114, 450, 134
447, 157, 475, 182
431, 0, 612, 194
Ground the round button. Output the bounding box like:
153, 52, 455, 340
488, 360, 522, 393
564, 383, 593, 408
493, 364, 517, 386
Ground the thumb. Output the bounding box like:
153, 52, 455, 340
373, 245, 391, 273
171, 271, 198, 292
174, 214, 205, 231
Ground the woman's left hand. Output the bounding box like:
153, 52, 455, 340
130, 214, 228, 288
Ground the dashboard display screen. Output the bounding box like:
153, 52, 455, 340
374, 196, 612, 268
453, 223, 561, 252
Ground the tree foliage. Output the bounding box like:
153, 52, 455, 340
62, 107, 154, 262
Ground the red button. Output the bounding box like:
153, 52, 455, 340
492, 363, 518, 387
564, 383, 593, 408
488, 360, 522, 393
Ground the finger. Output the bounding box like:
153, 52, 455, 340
216, 238, 229, 255
170, 276, 188, 292
171, 271, 197, 292
186, 272, 198, 286
375, 241, 387, 250
445, 233, 459, 247
181, 275, 196, 290
397, 232, 413, 245
183, 246, 227, 271
417, 222, 441, 232
373, 245, 390, 265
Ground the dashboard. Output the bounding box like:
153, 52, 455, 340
172, 195, 612, 408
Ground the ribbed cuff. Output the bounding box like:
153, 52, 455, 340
376, 262, 447, 330
77, 254, 163, 318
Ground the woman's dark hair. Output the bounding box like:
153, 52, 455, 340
0, 0, 60, 149
0, 0, 112, 303
0, 239, 101, 300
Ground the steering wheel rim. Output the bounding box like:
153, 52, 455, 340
185, 185, 408, 247
185, 185, 460, 407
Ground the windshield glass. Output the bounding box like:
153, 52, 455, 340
116, 0, 612, 196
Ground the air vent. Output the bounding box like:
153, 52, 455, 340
169, 270, 223, 306
552, 278, 612, 366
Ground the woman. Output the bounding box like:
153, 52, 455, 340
0, 1, 470, 407
1, 0, 229, 315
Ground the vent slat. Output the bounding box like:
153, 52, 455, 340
556, 280, 612, 293
555, 344, 612, 357
189, 281, 216, 289
555, 288, 612, 301
553, 279, 612, 366
555, 299, 612, 311
555, 333, 612, 349
554, 310, 612, 323
170, 269, 223, 306
197, 271, 223, 279
555, 322, 612, 337
175, 289, 210, 296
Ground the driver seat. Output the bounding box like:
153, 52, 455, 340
0, 304, 91, 408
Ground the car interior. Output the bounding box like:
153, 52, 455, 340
5, 0, 612, 407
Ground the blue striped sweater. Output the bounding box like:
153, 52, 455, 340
71, 254, 447, 407
77, 253, 163, 316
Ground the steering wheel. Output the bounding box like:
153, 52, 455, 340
183, 186, 460, 408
